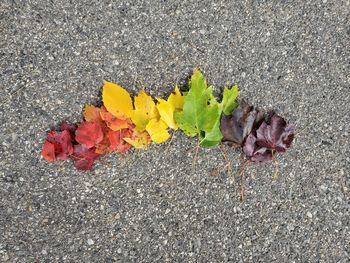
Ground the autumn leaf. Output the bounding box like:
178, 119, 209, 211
156, 85, 184, 130
220, 100, 264, 147
243, 133, 273, 163
221, 85, 240, 115
100, 106, 129, 131
42, 130, 74, 161
146, 119, 170, 143
84, 105, 102, 122
107, 129, 132, 153
255, 112, 295, 153
102, 80, 133, 119
168, 85, 185, 111
175, 69, 219, 142
72, 144, 100, 171
131, 89, 159, 131
123, 129, 150, 149
75, 122, 104, 148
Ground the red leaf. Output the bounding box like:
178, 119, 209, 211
60, 121, 77, 141
41, 141, 56, 161
72, 144, 100, 171
75, 122, 103, 148
42, 130, 74, 161
107, 129, 132, 153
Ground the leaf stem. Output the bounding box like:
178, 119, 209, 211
272, 150, 279, 180
240, 151, 245, 202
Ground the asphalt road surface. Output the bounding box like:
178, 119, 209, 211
1, 0, 349, 262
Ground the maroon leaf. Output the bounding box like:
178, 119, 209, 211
220, 100, 264, 146
256, 112, 295, 152
72, 144, 100, 171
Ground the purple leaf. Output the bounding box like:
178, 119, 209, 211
243, 133, 273, 163
256, 112, 295, 152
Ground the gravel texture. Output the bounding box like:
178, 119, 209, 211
1, 0, 349, 262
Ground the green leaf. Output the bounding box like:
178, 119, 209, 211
175, 69, 240, 148
221, 85, 240, 115
175, 69, 220, 142
201, 85, 240, 147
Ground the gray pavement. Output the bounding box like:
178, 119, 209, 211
1, 0, 349, 262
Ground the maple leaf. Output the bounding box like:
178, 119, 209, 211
146, 119, 170, 143
42, 129, 74, 161
100, 106, 129, 131
200, 85, 240, 147
243, 133, 273, 163
131, 89, 159, 131
221, 85, 240, 115
220, 100, 264, 147
242, 112, 295, 163
75, 121, 104, 149
255, 112, 295, 152
175, 69, 219, 143
84, 105, 102, 122
102, 80, 133, 119
107, 129, 132, 153
72, 144, 100, 171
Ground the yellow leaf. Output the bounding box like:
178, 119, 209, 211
131, 89, 159, 131
168, 85, 184, 110
156, 98, 177, 130
131, 109, 149, 131
102, 80, 133, 119
146, 119, 170, 143
123, 130, 150, 149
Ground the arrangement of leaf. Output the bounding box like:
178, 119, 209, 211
42, 69, 295, 175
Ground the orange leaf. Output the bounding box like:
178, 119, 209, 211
84, 105, 102, 122
100, 106, 129, 131
107, 129, 132, 153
